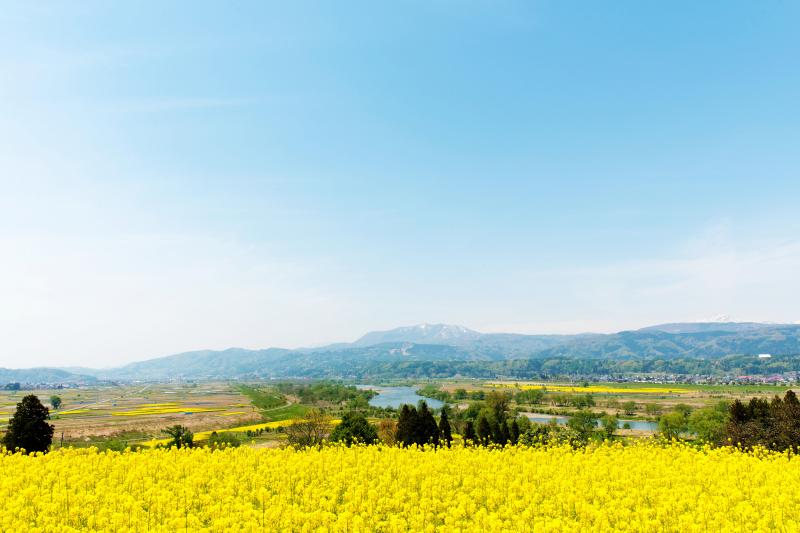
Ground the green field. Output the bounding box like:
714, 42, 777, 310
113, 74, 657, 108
2, 378, 795, 447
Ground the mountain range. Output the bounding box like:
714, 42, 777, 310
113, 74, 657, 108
3, 322, 800, 384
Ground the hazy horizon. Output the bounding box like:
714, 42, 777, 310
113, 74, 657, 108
2, 2, 799, 367
4, 317, 800, 370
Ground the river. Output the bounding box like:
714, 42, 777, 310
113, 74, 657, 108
358, 385, 444, 409
523, 412, 659, 432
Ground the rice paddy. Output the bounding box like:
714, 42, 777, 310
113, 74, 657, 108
0, 383, 267, 446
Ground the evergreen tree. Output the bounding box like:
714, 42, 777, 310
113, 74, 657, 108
416, 401, 440, 446
463, 420, 477, 445
2, 395, 55, 453
476, 414, 492, 446
509, 419, 520, 445
726, 390, 800, 451
395, 404, 418, 447
499, 419, 510, 445
330, 412, 378, 445
489, 419, 500, 444
438, 407, 453, 447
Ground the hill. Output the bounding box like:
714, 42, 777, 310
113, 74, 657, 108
4, 322, 800, 383
0, 367, 98, 386
353, 324, 483, 346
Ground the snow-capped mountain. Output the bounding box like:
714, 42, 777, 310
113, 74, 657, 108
353, 323, 483, 346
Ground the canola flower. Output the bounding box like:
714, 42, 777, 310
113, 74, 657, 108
489, 382, 691, 395
57, 409, 92, 416
111, 406, 226, 417
1, 442, 799, 532
142, 418, 343, 446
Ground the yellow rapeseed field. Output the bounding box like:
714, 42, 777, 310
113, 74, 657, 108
489, 383, 690, 395
142, 419, 342, 446
111, 406, 226, 417
1, 442, 798, 532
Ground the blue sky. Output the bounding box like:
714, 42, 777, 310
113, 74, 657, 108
1, 1, 799, 367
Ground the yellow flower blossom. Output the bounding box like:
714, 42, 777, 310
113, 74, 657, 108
1, 442, 798, 531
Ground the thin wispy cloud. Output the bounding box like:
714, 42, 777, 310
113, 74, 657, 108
1, 1, 798, 366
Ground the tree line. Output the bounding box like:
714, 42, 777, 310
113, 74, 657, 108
7, 390, 800, 454
726, 390, 800, 451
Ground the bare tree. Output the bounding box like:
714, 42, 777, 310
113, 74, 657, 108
377, 418, 398, 446
285, 409, 331, 448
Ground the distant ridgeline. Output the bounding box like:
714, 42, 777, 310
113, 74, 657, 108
4, 322, 800, 384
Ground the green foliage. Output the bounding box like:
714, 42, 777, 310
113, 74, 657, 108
672, 403, 693, 417
261, 403, 309, 422
237, 385, 285, 410
395, 405, 418, 447
519, 424, 553, 446
460, 402, 484, 421
98, 438, 145, 452
644, 403, 662, 416
415, 384, 452, 403
509, 419, 520, 444
438, 408, 453, 447
726, 390, 800, 451
275, 381, 376, 405
688, 402, 728, 443
571, 394, 596, 409
345, 396, 371, 410
515, 389, 544, 405
476, 415, 492, 446
278, 349, 800, 380
462, 420, 477, 445
567, 410, 600, 443
162, 425, 194, 449
519, 422, 582, 447
330, 412, 378, 446
516, 416, 531, 434
49, 396, 62, 410
601, 414, 618, 438
468, 390, 485, 400
416, 401, 440, 447
658, 411, 688, 440
486, 391, 511, 421
205, 431, 242, 450
622, 401, 637, 416
493, 419, 509, 445
394, 402, 439, 447
2, 395, 54, 454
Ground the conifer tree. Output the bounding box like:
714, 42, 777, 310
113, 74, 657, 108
395, 404, 418, 447
2, 395, 54, 453
510, 419, 520, 445
477, 414, 492, 446
496, 419, 509, 446
416, 401, 440, 447
438, 407, 453, 447
463, 420, 477, 445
